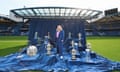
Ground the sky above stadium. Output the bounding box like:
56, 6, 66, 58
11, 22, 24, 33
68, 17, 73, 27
0, 0, 120, 15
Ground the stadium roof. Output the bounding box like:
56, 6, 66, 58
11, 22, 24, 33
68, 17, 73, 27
92, 15, 120, 23
11, 7, 102, 20
0, 14, 16, 24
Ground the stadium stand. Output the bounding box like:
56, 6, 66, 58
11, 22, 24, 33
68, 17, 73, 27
0, 14, 28, 36
9, 7, 102, 36
86, 14, 120, 36
0, 7, 120, 36
0, 14, 16, 35
20, 20, 29, 35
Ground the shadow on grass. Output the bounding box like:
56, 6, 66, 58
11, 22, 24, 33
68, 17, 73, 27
0, 45, 26, 56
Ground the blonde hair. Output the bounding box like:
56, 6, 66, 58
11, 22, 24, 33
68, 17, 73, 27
56, 25, 63, 32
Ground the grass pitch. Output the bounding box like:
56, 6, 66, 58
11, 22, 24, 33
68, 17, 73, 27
0, 36, 28, 56
87, 36, 120, 61
0, 36, 120, 62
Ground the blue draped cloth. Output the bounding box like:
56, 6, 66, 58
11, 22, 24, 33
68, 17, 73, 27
0, 45, 120, 72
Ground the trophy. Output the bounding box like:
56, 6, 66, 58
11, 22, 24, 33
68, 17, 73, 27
44, 36, 48, 45
71, 48, 77, 60
47, 43, 51, 55
85, 43, 92, 62
47, 32, 50, 39
27, 45, 38, 56
78, 33, 82, 40
87, 43, 91, 49
37, 37, 41, 45
74, 42, 78, 50
71, 40, 77, 60
78, 41, 82, 47
71, 40, 74, 48
34, 32, 38, 39
68, 32, 72, 39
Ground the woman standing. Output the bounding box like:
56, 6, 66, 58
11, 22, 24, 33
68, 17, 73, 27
56, 25, 65, 59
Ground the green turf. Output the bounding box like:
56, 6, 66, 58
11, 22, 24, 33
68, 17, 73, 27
87, 36, 120, 61
0, 36, 120, 62
0, 36, 28, 40
0, 36, 28, 56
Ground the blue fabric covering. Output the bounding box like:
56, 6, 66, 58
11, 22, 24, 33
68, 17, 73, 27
0, 45, 120, 72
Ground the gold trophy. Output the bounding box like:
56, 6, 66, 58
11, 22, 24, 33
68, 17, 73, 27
47, 43, 51, 55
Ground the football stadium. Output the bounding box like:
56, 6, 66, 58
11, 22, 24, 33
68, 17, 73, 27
0, 0, 120, 72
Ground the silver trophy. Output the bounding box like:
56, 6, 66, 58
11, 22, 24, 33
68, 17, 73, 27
71, 40, 74, 48
34, 32, 38, 39
47, 43, 51, 55
78, 41, 82, 47
71, 40, 77, 60
71, 48, 77, 60
85, 43, 92, 62
78, 33, 82, 40
68, 32, 72, 39
27, 45, 38, 56
47, 32, 50, 39
87, 43, 91, 49
44, 36, 48, 39
37, 37, 41, 45
44, 36, 48, 45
